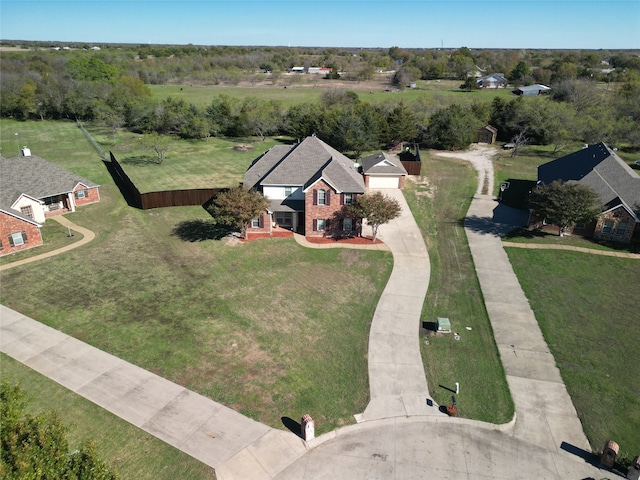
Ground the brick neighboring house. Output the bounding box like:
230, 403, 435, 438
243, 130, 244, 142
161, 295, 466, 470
243, 136, 366, 238
534, 142, 640, 243
0, 152, 100, 256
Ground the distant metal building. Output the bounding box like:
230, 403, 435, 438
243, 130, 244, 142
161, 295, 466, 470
513, 84, 551, 96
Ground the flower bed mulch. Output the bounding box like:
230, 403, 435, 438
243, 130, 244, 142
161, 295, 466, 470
242, 230, 383, 245
305, 236, 383, 245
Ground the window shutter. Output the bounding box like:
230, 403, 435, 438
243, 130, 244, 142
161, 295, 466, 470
258, 215, 263, 228
313, 189, 317, 205
8, 235, 15, 247
326, 218, 331, 229
326, 190, 330, 206
313, 219, 317, 231
340, 193, 344, 205
22, 231, 28, 244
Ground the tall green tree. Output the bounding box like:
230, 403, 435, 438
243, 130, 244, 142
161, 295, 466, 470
207, 187, 270, 239
530, 181, 602, 236
0, 380, 119, 480
347, 191, 401, 242
427, 104, 483, 150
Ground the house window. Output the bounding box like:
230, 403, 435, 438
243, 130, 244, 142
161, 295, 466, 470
317, 189, 326, 205
275, 212, 293, 226
20, 205, 34, 219
284, 187, 293, 197
343, 218, 353, 231
0, 238, 3, 250
601, 220, 614, 234
574, 223, 585, 230
75, 189, 88, 199
251, 218, 260, 228
8, 231, 27, 247
615, 222, 628, 236
344, 193, 353, 205
316, 218, 326, 231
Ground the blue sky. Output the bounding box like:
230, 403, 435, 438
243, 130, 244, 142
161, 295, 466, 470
1, 0, 639, 49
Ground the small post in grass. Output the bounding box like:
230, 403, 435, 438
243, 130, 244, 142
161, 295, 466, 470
67, 224, 73, 237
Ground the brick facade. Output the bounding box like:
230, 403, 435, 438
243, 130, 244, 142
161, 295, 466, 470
74, 185, 100, 206
245, 211, 273, 239
593, 207, 636, 244
304, 180, 361, 238
0, 211, 43, 256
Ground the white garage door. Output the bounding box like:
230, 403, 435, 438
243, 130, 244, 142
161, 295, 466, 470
368, 176, 400, 188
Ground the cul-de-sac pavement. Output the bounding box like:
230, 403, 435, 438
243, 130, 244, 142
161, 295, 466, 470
0, 148, 616, 479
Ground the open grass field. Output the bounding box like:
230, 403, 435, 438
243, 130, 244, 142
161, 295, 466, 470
0, 119, 393, 438
148, 78, 514, 110
90, 126, 284, 192
1, 354, 216, 479
404, 152, 514, 424
506, 249, 640, 459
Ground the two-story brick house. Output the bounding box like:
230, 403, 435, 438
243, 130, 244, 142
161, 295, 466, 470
534, 142, 640, 243
243, 136, 366, 238
0, 151, 100, 256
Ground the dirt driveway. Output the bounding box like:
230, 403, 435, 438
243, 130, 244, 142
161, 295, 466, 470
435, 143, 498, 196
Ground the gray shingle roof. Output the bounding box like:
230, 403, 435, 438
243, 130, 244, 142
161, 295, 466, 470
538, 143, 640, 219
244, 136, 365, 193
361, 152, 408, 176
0, 154, 99, 210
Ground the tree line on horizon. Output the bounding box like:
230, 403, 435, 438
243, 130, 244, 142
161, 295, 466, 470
1, 44, 639, 154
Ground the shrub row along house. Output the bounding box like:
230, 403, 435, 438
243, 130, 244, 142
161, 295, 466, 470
0, 149, 100, 256
243, 136, 407, 239
534, 142, 640, 243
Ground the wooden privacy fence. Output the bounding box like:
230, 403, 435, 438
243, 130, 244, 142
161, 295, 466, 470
399, 144, 422, 175
108, 152, 222, 210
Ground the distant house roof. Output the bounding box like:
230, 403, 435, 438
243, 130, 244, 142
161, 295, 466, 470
244, 136, 365, 194
0, 154, 99, 211
477, 73, 507, 86
538, 143, 640, 220
514, 84, 551, 96
361, 152, 408, 176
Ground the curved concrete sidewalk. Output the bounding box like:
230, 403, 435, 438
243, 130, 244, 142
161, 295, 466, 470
503, 241, 640, 258
460, 148, 592, 453
0, 216, 95, 271
360, 188, 435, 420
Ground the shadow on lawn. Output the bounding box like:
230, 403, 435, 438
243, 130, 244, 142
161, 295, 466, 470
171, 219, 232, 242
120, 155, 159, 166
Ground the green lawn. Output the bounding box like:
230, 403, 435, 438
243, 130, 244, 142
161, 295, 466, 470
506, 249, 640, 459
1, 354, 216, 480
404, 152, 514, 424
1, 119, 393, 437
87, 126, 286, 192
147, 79, 514, 109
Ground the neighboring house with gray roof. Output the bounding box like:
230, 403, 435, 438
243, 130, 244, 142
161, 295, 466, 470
535, 143, 640, 243
243, 136, 366, 238
0, 151, 100, 256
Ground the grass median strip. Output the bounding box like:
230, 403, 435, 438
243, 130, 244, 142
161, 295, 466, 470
404, 152, 514, 424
